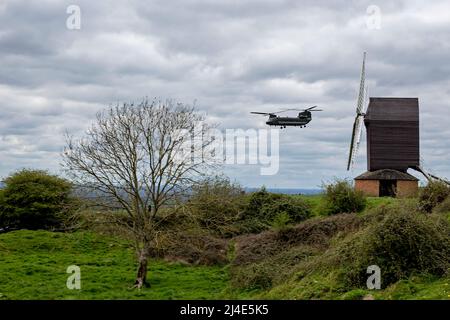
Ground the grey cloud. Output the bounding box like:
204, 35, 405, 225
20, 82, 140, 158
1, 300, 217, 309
0, 0, 449, 187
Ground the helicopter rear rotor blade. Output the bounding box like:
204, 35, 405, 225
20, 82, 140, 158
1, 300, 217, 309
281, 106, 323, 112
251, 106, 322, 116
271, 109, 299, 114
305, 105, 323, 111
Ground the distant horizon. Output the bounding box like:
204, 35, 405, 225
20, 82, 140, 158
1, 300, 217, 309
244, 187, 323, 195
0, 182, 324, 195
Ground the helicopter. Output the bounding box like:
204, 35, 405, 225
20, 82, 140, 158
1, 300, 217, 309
250, 106, 322, 128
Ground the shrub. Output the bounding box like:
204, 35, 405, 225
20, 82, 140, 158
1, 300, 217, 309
323, 179, 366, 215
336, 208, 450, 287
187, 176, 247, 237
418, 181, 450, 213
157, 230, 229, 266
232, 230, 283, 266
188, 183, 312, 236
231, 261, 274, 290
233, 213, 361, 266
276, 213, 361, 247
433, 196, 450, 214
230, 246, 319, 290
340, 289, 369, 300
0, 169, 74, 230
243, 187, 312, 228
260, 196, 311, 222
271, 212, 291, 230
245, 186, 273, 218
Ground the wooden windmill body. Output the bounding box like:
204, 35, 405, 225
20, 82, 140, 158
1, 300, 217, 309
354, 98, 420, 197
347, 54, 420, 197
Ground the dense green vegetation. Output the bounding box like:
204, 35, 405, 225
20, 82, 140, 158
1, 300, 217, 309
1, 178, 450, 300
322, 179, 367, 215
0, 170, 74, 230
418, 180, 450, 213
187, 178, 312, 236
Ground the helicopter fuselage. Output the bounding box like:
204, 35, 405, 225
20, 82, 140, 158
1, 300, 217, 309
266, 111, 312, 127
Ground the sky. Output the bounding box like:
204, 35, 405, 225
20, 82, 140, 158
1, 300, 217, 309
1, 0, 450, 188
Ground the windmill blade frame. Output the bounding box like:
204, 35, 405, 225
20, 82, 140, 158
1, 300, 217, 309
347, 115, 364, 170
347, 52, 367, 171
356, 52, 366, 115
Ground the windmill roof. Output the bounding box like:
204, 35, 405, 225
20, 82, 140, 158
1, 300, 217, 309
365, 97, 419, 122
354, 169, 418, 181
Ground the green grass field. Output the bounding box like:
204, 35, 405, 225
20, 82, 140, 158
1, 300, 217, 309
0, 230, 228, 300
1, 229, 449, 300
1, 194, 449, 300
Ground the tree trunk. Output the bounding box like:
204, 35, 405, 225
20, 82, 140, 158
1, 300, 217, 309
134, 250, 150, 289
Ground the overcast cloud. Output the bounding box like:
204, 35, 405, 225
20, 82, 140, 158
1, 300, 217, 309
0, 0, 449, 188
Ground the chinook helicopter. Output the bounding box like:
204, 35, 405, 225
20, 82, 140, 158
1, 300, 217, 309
251, 106, 322, 128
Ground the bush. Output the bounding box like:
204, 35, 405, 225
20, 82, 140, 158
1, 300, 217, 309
433, 196, 450, 214
233, 213, 361, 266
245, 186, 273, 218
0, 169, 74, 230
271, 212, 291, 230
230, 261, 274, 290
323, 179, 366, 215
187, 176, 247, 237
188, 183, 312, 236
156, 230, 229, 266
260, 196, 311, 222
243, 187, 311, 228
230, 246, 319, 290
419, 181, 450, 213
336, 208, 450, 287
276, 213, 361, 248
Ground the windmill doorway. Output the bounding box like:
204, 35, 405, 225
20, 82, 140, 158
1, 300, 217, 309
379, 180, 397, 197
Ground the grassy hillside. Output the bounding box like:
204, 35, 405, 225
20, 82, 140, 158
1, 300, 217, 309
1, 228, 449, 300
226, 196, 450, 300
0, 230, 228, 300
1, 193, 449, 300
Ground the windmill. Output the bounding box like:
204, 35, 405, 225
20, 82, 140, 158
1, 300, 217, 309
346, 52, 449, 197
347, 53, 450, 197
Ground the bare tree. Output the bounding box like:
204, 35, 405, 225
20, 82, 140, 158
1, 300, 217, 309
62, 99, 218, 288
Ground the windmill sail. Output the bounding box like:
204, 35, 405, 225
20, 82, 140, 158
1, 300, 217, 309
351, 85, 369, 167
412, 164, 450, 186
347, 52, 366, 171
